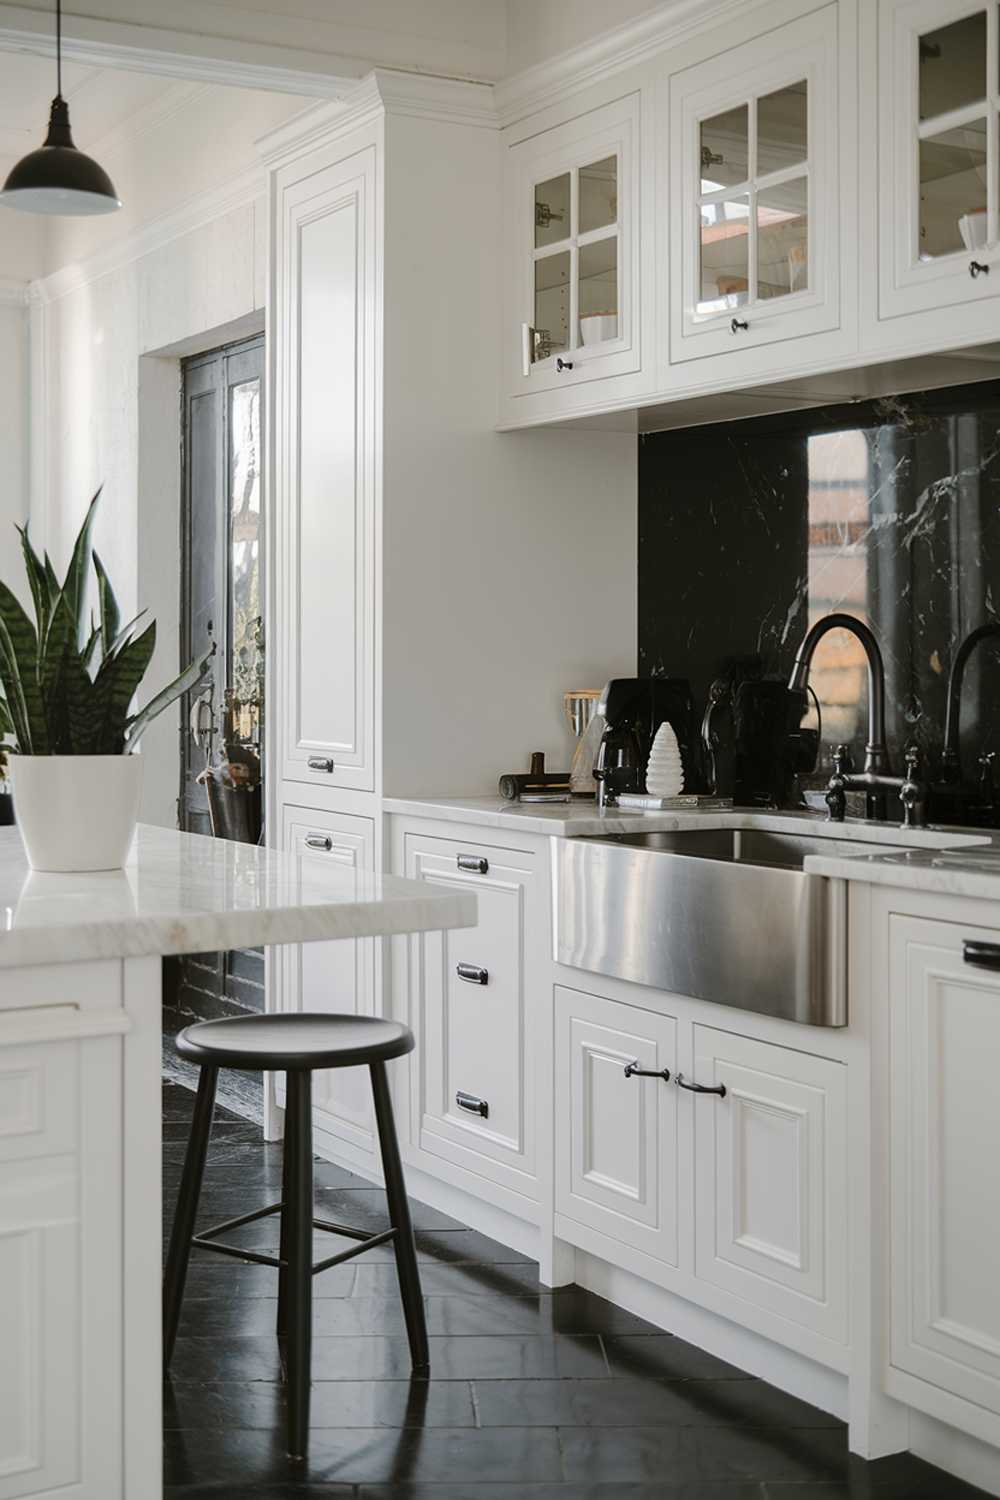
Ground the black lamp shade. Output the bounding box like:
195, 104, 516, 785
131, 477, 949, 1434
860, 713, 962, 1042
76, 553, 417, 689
0, 96, 121, 216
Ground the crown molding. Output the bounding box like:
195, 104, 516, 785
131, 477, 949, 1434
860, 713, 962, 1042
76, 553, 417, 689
0, 6, 357, 99
0, 277, 29, 308
30, 160, 264, 307
495, 0, 772, 127
256, 69, 496, 167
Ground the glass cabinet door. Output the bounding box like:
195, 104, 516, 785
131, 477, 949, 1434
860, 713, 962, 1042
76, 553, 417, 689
526, 151, 621, 369
880, 0, 1000, 322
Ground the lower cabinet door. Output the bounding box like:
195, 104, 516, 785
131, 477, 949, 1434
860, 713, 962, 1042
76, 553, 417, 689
555, 985, 679, 1267
691, 1024, 847, 1342
400, 832, 538, 1197
279, 805, 376, 1154
889, 914, 1000, 1416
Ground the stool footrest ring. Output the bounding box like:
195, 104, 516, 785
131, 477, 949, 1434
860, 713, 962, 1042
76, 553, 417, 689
190, 1207, 398, 1277
190, 1238, 283, 1269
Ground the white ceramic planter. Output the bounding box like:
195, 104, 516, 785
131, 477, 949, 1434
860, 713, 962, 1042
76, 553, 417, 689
11, 754, 143, 872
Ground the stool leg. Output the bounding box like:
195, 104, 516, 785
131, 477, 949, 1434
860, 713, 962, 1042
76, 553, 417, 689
370, 1060, 429, 1373
276, 1077, 298, 1336
163, 1065, 218, 1371
283, 1071, 313, 1459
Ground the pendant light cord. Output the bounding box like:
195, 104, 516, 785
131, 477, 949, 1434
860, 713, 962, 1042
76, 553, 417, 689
56, 0, 62, 99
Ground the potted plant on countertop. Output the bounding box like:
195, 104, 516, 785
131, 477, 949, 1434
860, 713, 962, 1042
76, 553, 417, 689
0, 490, 213, 872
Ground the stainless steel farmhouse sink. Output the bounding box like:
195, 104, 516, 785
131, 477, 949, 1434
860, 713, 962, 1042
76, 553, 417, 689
554, 826, 910, 1027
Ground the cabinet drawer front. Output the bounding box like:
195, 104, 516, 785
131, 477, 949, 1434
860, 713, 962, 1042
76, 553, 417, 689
277, 805, 377, 1153
555, 985, 679, 1266
403, 834, 537, 1189
0, 1025, 77, 1164
692, 1025, 847, 1343
889, 913, 1000, 1414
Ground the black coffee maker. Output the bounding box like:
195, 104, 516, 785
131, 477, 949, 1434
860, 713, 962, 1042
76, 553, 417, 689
594, 677, 696, 806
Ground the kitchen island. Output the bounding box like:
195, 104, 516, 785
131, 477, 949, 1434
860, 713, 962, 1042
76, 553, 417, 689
0, 823, 475, 1500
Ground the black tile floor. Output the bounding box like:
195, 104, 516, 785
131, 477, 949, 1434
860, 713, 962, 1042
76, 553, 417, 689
162, 1079, 991, 1498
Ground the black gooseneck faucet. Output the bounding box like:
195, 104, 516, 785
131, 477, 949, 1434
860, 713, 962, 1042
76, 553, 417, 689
787, 612, 927, 827
940, 621, 1000, 786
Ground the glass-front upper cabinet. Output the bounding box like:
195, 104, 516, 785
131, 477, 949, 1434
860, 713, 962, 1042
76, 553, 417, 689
879, 0, 1000, 321
669, 5, 840, 363
504, 93, 641, 399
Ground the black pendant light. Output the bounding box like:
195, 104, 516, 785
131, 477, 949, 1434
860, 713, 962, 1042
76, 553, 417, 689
0, 0, 121, 216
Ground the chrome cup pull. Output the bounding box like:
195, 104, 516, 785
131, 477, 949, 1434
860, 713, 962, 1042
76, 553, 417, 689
456, 963, 489, 985
308, 755, 335, 772
305, 833, 333, 851
456, 1091, 489, 1118
457, 854, 489, 874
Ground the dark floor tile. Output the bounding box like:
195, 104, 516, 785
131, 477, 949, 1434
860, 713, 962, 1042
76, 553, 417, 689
166, 1336, 283, 1382
309, 1333, 608, 1381
603, 1333, 756, 1381
165, 1381, 285, 1430
420, 1290, 656, 1337
559, 1425, 849, 1485
356, 1485, 766, 1499
473, 1376, 841, 1430
166, 1425, 561, 1486
310, 1379, 476, 1430
187, 1223, 534, 1267
180, 1262, 357, 1300
764, 1452, 997, 1497
165, 1487, 353, 1498
353, 1259, 541, 1299
316, 1186, 465, 1233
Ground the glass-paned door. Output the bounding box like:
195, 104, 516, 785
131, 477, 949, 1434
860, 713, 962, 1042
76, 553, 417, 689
527, 150, 621, 367
915, 7, 992, 260
175, 335, 265, 1021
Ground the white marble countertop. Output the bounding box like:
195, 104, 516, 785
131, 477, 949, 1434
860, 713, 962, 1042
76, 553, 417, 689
0, 824, 476, 970
383, 794, 1000, 896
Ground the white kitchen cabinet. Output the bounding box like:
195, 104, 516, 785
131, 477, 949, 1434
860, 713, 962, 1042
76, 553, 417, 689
691, 1024, 848, 1343
502, 92, 646, 409
271, 140, 377, 795
554, 983, 679, 1267
395, 828, 540, 1203
888, 912, 1000, 1420
876, 0, 1000, 327
668, 4, 842, 366
276, 805, 377, 1156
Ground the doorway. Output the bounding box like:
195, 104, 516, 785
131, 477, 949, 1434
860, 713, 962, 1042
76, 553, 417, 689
174, 334, 265, 1020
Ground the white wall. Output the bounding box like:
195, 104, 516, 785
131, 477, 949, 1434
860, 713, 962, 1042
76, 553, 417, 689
0, 207, 42, 595
31, 80, 309, 825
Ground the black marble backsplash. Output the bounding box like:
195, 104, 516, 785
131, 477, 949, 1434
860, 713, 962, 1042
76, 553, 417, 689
638, 382, 1000, 821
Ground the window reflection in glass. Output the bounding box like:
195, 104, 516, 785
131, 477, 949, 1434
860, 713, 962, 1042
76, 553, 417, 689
698, 197, 750, 314
919, 118, 988, 258
229, 378, 262, 720
757, 177, 808, 299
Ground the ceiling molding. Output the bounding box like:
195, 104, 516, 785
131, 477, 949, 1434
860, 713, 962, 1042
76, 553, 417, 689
256, 69, 496, 167
495, 0, 774, 127
0, 7, 358, 99
0, 276, 28, 307
30, 159, 263, 307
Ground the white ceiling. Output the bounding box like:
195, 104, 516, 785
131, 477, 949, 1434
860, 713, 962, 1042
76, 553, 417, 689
0, 51, 173, 167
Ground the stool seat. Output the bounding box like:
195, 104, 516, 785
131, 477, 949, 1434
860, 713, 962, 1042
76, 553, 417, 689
175, 1013, 414, 1071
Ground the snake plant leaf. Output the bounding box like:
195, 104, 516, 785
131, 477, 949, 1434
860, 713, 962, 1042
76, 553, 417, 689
0, 693, 14, 741
0, 616, 32, 752
61, 488, 102, 645
92, 551, 119, 662
82, 623, 101, 671
123, 641, 214, 750
39, 589, 78, 752
93, 619, 157, 753
0, 578, 48, 753
104, 609, 148, 661
16, 524, 52, 636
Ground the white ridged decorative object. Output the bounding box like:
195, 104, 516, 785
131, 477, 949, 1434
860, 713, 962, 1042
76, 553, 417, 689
645, 721, 684, 798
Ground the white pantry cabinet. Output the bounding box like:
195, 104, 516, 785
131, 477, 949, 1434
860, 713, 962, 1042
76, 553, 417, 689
888, 911, 1000, 1423
271, 139, 377, 796
275, 806, 377, 1157
392, 823, 541, 1208
691, 1024, 848, 1343
668, 4, 842, 366
554, 983, 679, 1267
875, 0, 1000, 331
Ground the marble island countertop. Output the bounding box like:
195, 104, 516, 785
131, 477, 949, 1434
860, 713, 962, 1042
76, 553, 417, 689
0, 824, 476, 970
383, 794, 1000, 898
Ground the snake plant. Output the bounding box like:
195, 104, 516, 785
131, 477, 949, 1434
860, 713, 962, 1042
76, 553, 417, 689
0, 489, 213, 756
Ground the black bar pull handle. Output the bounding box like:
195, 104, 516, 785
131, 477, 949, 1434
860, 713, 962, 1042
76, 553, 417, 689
456, 963, 489, 985
623, 1060, 671, 1082
676, 1073, 726, 1098
457, 854, 489, 874
963, 940, 1000, 970
456, 1091, 489, 1118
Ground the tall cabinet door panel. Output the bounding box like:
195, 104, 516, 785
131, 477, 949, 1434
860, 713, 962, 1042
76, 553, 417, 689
272, 143, 376, 793
889, 914, 1000, 1416
277, 806, 377, 1154
555, 985, 679, 1267
692, 1025, 848, 1343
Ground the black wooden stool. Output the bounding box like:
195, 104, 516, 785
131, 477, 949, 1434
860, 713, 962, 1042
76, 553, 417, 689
162, 1013, 428, 1459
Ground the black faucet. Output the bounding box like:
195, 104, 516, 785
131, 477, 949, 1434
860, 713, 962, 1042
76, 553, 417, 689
940, 621, 1000, 785
787, 611, 928, 826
